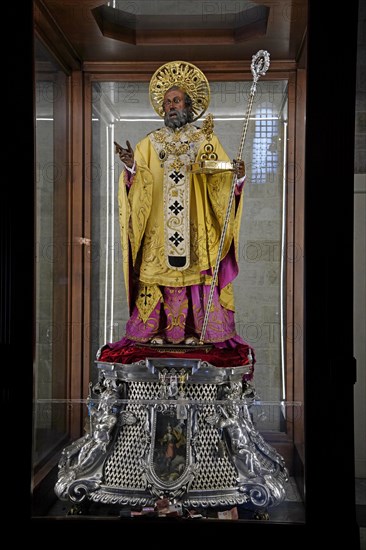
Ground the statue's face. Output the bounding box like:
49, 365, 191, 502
162, 88, 185, 116
163, 89, 190, 129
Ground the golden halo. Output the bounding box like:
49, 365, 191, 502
149, 60, 210, 121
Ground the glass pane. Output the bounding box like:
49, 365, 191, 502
210, 81, 288, 427
91, 80, 289, 408
86, 78, 304, 522
33, 40, 69, 472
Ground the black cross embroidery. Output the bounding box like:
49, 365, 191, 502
169, 200, 184, 216
140, 286, 152, 306
169, 232, 184, 247
169, 171, 184, 184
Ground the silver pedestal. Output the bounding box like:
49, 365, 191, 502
55, 358, 288, 514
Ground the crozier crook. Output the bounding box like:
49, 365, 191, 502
199, 50, 271, 344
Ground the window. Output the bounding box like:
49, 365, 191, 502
251, 105, 280, 184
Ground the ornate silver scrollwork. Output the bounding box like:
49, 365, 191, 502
55, 358, 288, 513
55, 375, 123, 501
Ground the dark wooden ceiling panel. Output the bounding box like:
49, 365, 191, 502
91, 3, 269, 45
39, 0, 307, 64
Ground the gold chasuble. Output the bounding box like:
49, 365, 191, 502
118, 121, 243, 323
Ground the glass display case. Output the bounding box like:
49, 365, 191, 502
48, 75, 305, 522
26, 1, 359, 544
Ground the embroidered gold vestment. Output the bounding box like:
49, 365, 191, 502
118, 123, 244, 322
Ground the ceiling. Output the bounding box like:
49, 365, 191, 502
38, 0, 308, 66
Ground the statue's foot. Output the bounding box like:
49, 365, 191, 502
150, 336, 165, 345
184, 336, 199, 345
